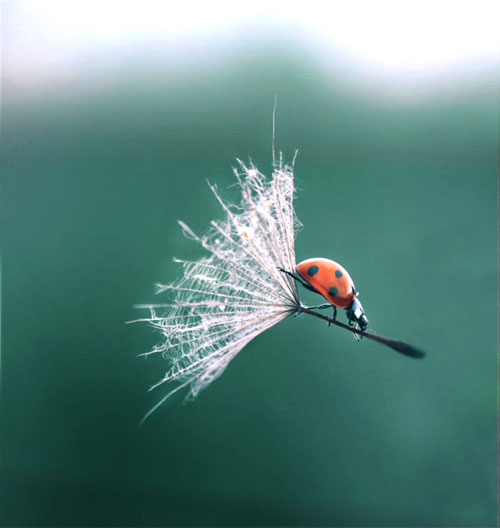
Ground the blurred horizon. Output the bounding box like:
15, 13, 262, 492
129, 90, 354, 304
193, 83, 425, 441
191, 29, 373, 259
4, 1, 500, 102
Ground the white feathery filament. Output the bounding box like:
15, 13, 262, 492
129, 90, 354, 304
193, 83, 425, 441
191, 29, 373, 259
137, 157, 302, 421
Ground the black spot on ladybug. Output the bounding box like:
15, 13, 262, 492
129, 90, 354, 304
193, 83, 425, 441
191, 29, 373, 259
335, 270, 343, 278
307, 265, 319, 276
329, 287, 338, 297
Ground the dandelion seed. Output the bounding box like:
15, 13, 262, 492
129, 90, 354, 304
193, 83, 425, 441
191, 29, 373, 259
136, 149, 425, 423
138, 157, 302, 422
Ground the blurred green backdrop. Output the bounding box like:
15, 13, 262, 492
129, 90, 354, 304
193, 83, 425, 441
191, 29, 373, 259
1, 5, 498, 527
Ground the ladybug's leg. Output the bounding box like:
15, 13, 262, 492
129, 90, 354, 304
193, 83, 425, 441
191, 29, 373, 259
327, 305, 337, 327
308, 303, 332, 310
307, 303, 337, 326
278, 267, 318, 293
348, 319, 361, 341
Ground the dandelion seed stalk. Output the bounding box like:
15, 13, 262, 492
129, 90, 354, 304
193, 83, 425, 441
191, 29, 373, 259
298, 305, 425, 358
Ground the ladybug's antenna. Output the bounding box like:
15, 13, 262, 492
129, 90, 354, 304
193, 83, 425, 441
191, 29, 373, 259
300, 305, 425, 359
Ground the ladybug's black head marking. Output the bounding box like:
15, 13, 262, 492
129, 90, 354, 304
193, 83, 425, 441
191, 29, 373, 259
346, 297, 368, 331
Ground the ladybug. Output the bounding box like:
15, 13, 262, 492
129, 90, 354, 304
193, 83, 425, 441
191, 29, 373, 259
280, 258, 369, 334
279, 260, 425, 358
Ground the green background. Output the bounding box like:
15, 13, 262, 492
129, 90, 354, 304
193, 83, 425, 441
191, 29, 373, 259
1, 17, 498, 528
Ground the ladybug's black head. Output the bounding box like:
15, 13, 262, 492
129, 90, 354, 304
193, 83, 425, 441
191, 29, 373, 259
347, 297, 369, 331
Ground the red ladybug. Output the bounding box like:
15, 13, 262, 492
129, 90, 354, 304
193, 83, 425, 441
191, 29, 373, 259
279, 259, 425, 358
280, 257, 369, 333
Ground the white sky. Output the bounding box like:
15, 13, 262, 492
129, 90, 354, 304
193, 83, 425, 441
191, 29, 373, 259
4, 0, 500, 88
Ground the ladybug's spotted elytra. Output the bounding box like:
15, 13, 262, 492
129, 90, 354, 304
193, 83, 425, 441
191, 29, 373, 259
280, 257, 369, 334
296, 258, 355, 309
